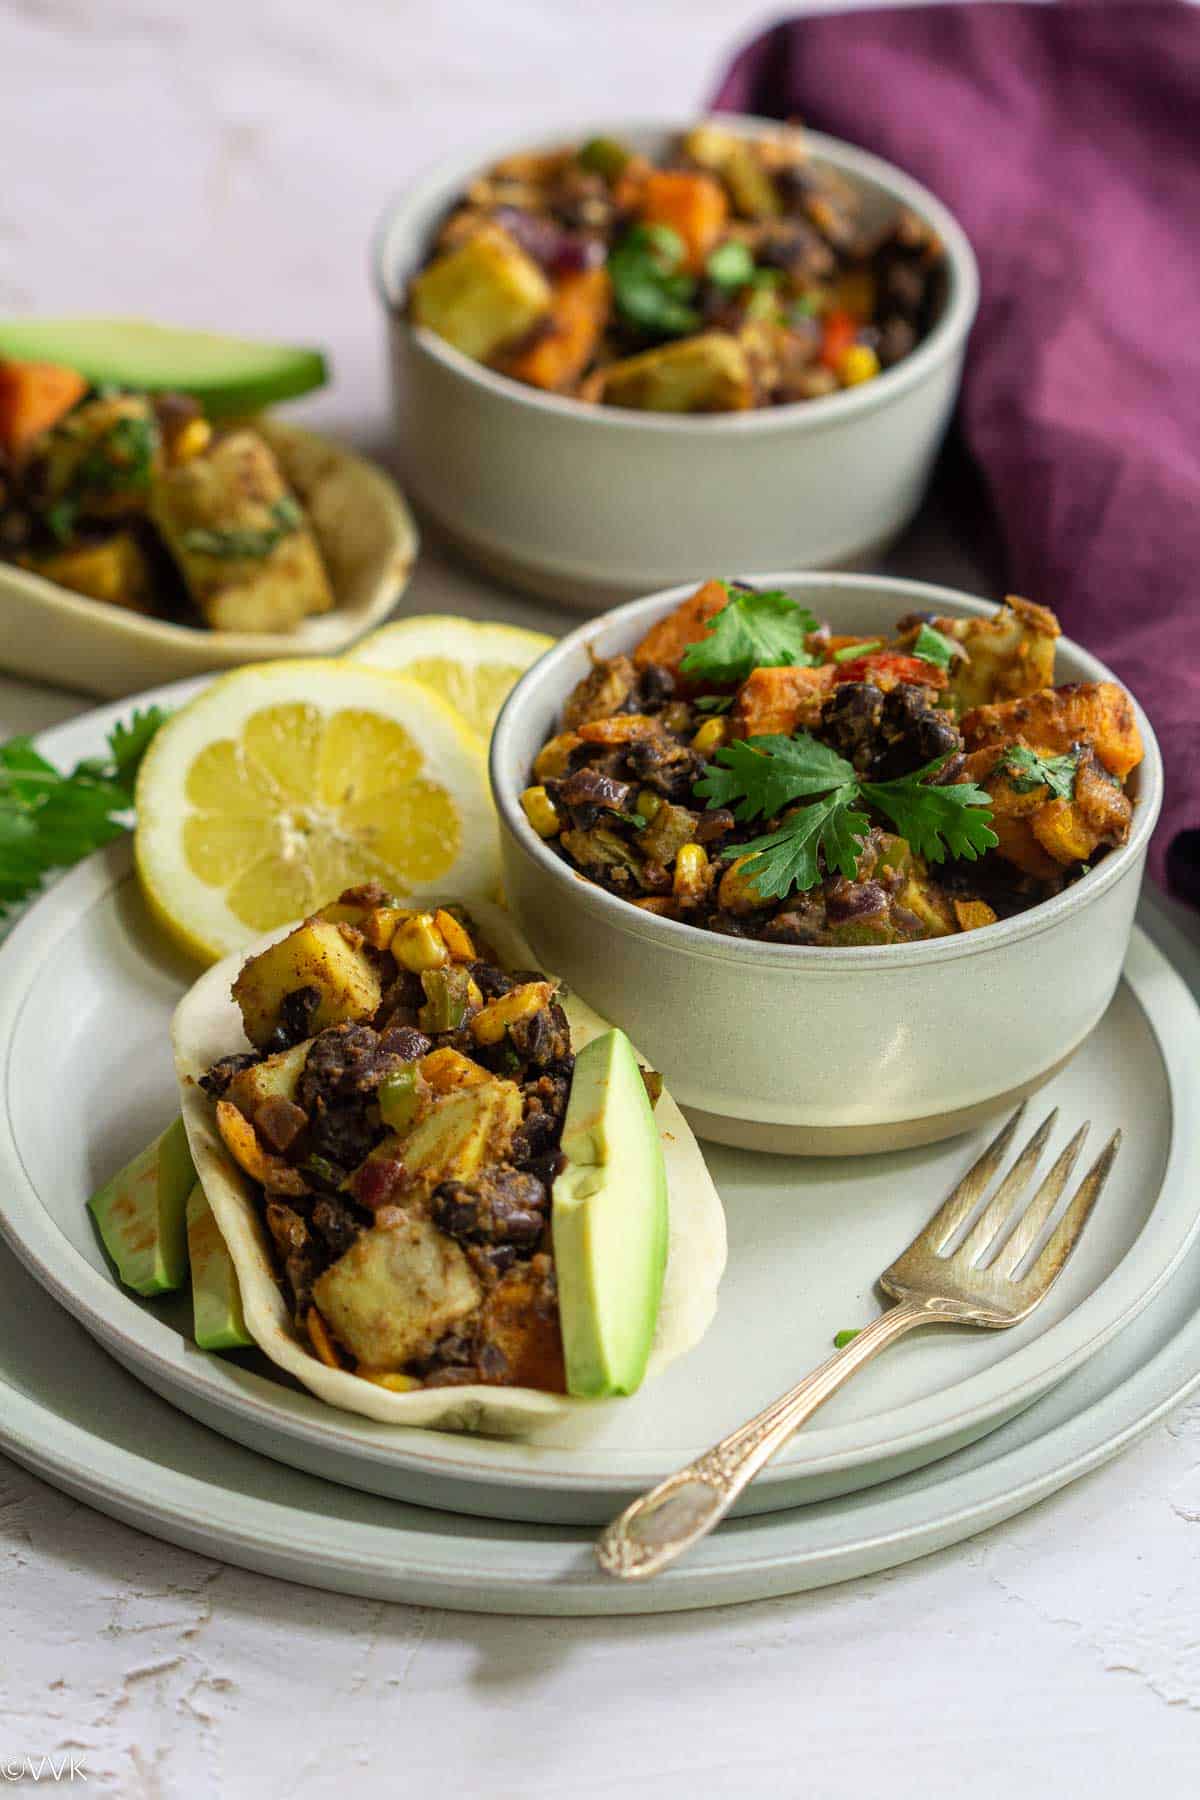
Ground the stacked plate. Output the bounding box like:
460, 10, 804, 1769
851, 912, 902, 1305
0, 699, 1198, 1614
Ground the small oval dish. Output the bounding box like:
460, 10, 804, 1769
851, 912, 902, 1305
490, 573, 1162, 1155
375, 117, 978, 609
0, 420, 418, 699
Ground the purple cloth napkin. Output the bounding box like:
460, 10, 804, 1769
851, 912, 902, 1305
713, 1, 1200, 901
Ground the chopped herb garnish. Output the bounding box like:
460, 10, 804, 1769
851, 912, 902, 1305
695, 695, 734, 715
834, 1328, 861, 1349
76, 412, 158, 497
680, 586, 818, 686
695, 731, 997, 900
912, 622, 958, 671
182, 495, 303, 561
615, 810, 648, 830
44, 499, 79, 545
608, 225, 700, 341
999, 745, 1079, 802
832, 639, 883, 664
0, 706, 169, 919
705, 241, 756, 290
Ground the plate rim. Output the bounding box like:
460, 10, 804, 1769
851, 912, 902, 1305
0, 694, 1195, 1514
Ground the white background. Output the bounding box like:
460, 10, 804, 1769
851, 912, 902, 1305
2, 2, 1200, 1796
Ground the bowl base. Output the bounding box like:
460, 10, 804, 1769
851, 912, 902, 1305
418, 501, 898, 613
682, 1052, 1075, 1157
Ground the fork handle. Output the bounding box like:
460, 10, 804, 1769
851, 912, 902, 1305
596, 1298, 938, 1580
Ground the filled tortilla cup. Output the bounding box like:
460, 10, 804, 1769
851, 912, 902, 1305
173, 898, 726, 1436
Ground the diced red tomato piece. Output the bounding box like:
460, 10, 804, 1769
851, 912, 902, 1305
819, 309, 858, 371
831, 651, 947, 690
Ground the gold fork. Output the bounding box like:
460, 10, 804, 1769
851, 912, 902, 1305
597, 1104, 1121, 1581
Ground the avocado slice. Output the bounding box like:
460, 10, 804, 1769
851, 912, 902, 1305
552, 1029, 668, 1398
0, 319, 327, 417
88, 1116, 194, 1296
186, 1183, 253, 1351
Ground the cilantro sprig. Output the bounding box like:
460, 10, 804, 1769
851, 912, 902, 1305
0, 707, 168, 919
680, 585, 818, 686
694, 731, 998, 901
998, 745, 1079, 802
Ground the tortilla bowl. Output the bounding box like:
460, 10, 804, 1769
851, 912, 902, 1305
172, 898, 727, 1437
0, 419, 419, 699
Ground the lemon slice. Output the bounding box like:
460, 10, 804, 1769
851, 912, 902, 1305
135, 660, 498, 963
345, 615, 554, 741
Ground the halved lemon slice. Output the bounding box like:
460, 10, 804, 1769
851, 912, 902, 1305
345, 615, 554, 741
135, 660, 497, 963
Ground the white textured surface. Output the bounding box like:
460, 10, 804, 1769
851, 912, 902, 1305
3, 2, 1199, 1796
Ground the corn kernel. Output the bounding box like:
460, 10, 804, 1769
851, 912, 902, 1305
636, 789, 662, 822
634, 897, 678, 916
359, 905, 411, 951
533, 733, 582, 780
837, 344, 881, 388
718, 853, 770, 914
691, 717, 729, 754
470, 980, 556, 1045
520, 785, 561, 839
391, 912, 450, 971
171, 417, 213, 464
434, 907, 477, 961
673, 841, 711, 905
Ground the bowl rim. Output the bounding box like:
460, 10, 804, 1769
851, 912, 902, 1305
372, 113, 980, 437
489, 571, 1164, 972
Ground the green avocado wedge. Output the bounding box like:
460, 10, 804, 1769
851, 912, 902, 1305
552, 1029, 669, 1398
187, 1182, 253, 1351
88, 1116, 194, 1296
0, 318, 327, 417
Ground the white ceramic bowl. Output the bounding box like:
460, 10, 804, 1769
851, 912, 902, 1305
490, 573, 1163, 1155
0, 422, 419, 700
374, 116, 979, 611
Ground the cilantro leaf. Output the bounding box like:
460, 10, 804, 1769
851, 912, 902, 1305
998, 745, 1079, 802
861, 759, 998, 864
705, 241, 756, 290
679, 587, 818, 685
912, 623, 957, 671
608, 225, 700, 340
694, 733, 855, 821
182, 497, 302, 561
732, 786, 869, 899
107, 706, 171, 795
0, 706, 170, 920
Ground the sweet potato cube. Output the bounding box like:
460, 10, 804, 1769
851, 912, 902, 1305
232, 920, 382, 1050
0, 359, 86, 458
410, 224, 552, 363
504, 268, 610, 390
961, 681, 1143, 781
638, 171, 728, 272
632, 579, 730, 673
477, 1263, 566, 1391
730, 663, 836, 738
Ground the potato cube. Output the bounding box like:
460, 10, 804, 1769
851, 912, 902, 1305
599, 333, 753, 413
225, 1038, 312, 1120
356, 1078, 523, 1202
26, 531, 156, 615
232, 920, 382, 1050
941, 597, 1060, 711
313, 1214, 482, 1368
410, 224, 552, 362
150, 429, 334, 633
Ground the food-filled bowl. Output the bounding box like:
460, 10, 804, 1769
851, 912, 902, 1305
489, 573, 1161, 1154
374, 117, 979, 610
